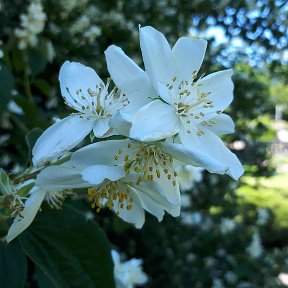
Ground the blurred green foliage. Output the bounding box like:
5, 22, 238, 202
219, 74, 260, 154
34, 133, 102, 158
0, 0, 288, 287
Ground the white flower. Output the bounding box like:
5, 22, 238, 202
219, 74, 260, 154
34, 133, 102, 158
34, 136, 228, 229
129, 26, 243, 180
212, 279, 224, 288
180, 211, 202, 226
84, 25, 102, 43
219, 218, 237, 235
246, 231, 263, 258
278, 273, 288, 286
175, 163, 203, 191
34, 142, 180, 229
14, 0, 46, 49
256, 208, 269, 226
112, 250, 148, 288
32, 54, 152, 167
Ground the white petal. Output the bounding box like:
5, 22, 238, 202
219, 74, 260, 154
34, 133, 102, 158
113, 187, 145, 229
195, 69, 234, 115
105, 45, 143, 86
179, 129, 244, 180
128, 176, 180, 217
92, 118, 110, 137
36, 165, 91, 190
205, 114, 235, 135
161, 141, 226, 174
32, 115, 93, 167
6, 187, 46, 242
172, 37, 207, 81
140, 26, 176, 92
137, 192, 165, 222
130, 100, 180, 141
59, 61, 104, 113
70, 139, 132, 167
119, 72, 156, 114
109, 112, 132, 137
81, 165, 125, 185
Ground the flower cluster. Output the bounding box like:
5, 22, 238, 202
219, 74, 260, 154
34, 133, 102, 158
14, 0, 47, 50
112, 250, 148, 288
5, 25, 243, 242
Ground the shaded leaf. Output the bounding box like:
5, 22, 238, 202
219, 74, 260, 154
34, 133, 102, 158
28, 49, 47, 77
0, 64, 15, 112
19, 204, 115, 288
0, 241, 27, 288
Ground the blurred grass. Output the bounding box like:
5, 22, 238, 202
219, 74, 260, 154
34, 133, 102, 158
237, 171, 288, 229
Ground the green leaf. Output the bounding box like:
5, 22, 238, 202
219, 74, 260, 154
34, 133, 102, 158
35, 266, 57, 288
19, 204, 115, 288
0, 64, 15, 112
28, 49, 47, 77
0, 168, 14, 195
0, 241, 28, 288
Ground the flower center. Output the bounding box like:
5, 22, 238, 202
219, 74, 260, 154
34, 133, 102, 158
64, 79, 130, 119
45, 190, 68, 209
119, 143, 177, 187
88, 180, 134, 214
165, 74, 221, 137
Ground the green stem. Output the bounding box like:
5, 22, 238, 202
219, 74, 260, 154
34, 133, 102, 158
22, 52, 34, 102
10, 114, 29, 133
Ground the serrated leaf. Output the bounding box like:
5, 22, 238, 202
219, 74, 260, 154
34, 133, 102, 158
0, 241, 28, 288
19, 204, 115, 288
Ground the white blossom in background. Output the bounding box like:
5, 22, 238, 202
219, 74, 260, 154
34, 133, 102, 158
246, 231, 263, 259
70, 15, 90, 35
256, 208, 270, 226
84, 25, 102, 43
175, 162, 203, 191
129, 25, 243, 180
14, 0, 47, 49
219, 218, 237, 235
180, 194, 191, 208
212, 279, 225, 288
8, 101, 24, 115
46, 41, 55, 62
112, 250, 148, 288
225, 271, 237, 285
180, 211, 202, 226
278, 273, 288, 287
60, 0, 89, 14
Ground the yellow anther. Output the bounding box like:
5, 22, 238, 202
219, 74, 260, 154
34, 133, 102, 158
156, 170, 161, 178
